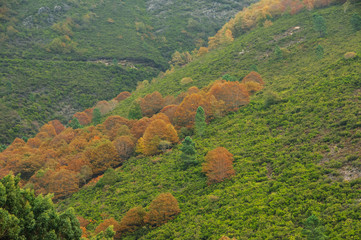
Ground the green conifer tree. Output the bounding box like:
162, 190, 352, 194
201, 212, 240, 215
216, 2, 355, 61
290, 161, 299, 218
250, 64, 258, 72
68, 117, 82, 129
302, 215, 327, 240
195, 106, 206, 136
316, 45, 324, 59
180, 136, 197, 169
313, 14, 327, 37
274, 46, 283, 60
92, 108, 102, 125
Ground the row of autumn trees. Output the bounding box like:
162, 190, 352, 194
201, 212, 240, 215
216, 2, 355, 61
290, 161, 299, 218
0, 71, 263, 201
196, 0, 345, 52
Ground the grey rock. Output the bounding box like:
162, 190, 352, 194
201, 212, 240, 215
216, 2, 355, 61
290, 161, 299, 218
23, 15, 34, 27
54, 5, 62, 12
38, 7, 50, 15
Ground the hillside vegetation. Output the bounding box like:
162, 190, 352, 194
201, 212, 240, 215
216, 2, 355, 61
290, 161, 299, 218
52, 2, 361, 239
1, 0, 361, 239
0, 0, 256, 145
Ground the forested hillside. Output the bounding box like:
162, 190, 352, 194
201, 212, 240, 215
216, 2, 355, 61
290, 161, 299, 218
0, 0, 256, 145
1, 0, 361, 239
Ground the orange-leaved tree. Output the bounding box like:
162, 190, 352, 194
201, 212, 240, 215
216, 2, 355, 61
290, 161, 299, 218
144, 193, 181, 227
95, 218, 120, 235
209, 80, 249, 112
140, 119, 178, 155
241, 71, 264, 94
114, 91, 131, 102
202, 147, 235, 185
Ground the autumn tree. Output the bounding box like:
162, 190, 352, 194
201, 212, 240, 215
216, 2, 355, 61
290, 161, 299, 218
113, 135, 135, 160
179, 136, 197, 169
117, 206, 146, 236
139, 91, 165, 117
131, 117, 152, 139
114, 91, 131, 102
195, 106, 206, 136
209, 80, 249, 112
144, 193, 181, 227
160, 105, 178, 124
170, 51, 193, 66
45, 168, 80, 200
73, 112, 92, 125
95, 218, 119, 238
202, 147, 235, 185
141, 119, 179, 155
50, 120, 65, 135
242, 71, 265, 94
85, 139, 119, 175
174, 93, 213, 128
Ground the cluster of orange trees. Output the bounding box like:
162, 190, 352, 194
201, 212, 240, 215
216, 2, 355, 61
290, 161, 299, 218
79, 193, 180, 239
0, 72, 263, 200
204, 0, 342, 50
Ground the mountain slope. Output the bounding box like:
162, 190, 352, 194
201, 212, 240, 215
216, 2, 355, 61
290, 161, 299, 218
57, 3, 361, 239
0, 0, 257, 145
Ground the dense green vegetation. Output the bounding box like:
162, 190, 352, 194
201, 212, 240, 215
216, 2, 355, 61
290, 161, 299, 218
0, 59, 156, 145
0, 0, 256, 63
0, 174, 81, 239
57, 3, 361, 239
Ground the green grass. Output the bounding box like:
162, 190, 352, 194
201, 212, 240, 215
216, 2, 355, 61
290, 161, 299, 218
58, 4, 361, 239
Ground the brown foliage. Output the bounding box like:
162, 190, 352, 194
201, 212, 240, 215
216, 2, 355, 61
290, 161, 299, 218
160, 105, 178, 124
103, 116, 133, 130
27, 137, 42, 148
95, 218, 120, 235
142, 119, 178, 155
144, 193, 181, 227
6, 138, 26, 152
73, 112, 92, 125
50, 120, 65, 135
209, 80, 249, 112
114, 91, 131, 102
202, 147, 235, 185
163, 95, 175, 106
113, 136, 135, 160
174, 93, 215, 128
85, 140, 119, 175
139, 91, 165, 117
117, 206, 146, 236
131, 117, 152, 139
42, 168, 79, 200
39, 123, 57, 138
95, 100, 116, 115
241, 71, 264, 85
